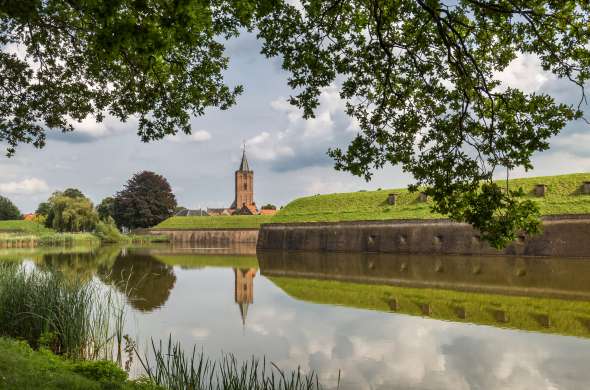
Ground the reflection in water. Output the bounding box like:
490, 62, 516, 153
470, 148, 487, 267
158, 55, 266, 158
258, 251, 590, 338
100, 253, 176, 312
2, 245, 590, 389
234, 268, 256, 326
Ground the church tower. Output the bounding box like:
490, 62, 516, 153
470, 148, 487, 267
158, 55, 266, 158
231, 147, 255, 211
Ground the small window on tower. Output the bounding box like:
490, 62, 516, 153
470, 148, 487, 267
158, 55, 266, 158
243, 182, 247, 190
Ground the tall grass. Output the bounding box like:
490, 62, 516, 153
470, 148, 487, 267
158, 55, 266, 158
137, 337, 332, 390
0, 263, 125, 360
0, 232, 99, 248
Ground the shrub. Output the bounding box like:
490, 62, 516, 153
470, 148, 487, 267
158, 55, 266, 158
94, 217, 127, 243
261, 204, 277, 210
0, 195, 21, 220
71, 360, 127, 383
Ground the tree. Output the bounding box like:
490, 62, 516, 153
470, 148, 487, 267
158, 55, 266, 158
62, 188, 85, 199
255, 1, 590, 247
97, 197, 116, 221
46, 194, 98, 232
0, 196, 20, 220
35, 202, 51, 216
3, 1, 590, 246
113, 171, 177, 230
261, 204, 276, 210
0, 0, 250, 156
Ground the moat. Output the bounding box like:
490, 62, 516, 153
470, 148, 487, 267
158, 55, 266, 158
5, 244, 590, 389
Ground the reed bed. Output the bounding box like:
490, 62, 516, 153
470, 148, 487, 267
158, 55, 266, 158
0, 232, 99, 248
0, 262, 125, 360
136, 337, 332, 390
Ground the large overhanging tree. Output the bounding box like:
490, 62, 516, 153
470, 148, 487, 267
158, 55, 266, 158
1, 1, 589, 247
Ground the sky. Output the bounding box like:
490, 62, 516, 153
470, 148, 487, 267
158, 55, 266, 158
1, 32, 590, 213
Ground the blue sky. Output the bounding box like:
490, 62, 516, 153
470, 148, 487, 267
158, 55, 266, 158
1, 32, 589, 213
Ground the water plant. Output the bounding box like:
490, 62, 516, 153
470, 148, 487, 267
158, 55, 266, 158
0, 262, 126, 360
136, 336, 332, 390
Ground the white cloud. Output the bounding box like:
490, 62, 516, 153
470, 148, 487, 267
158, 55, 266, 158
0, 178, 49, 195
246, 85, 358, 170
494, 54, 552, 93
165, 130, 212, 143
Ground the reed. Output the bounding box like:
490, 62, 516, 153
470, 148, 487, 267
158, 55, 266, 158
0, 263, 125, 360
0, 232, 99, 248
136, 336, 332, 390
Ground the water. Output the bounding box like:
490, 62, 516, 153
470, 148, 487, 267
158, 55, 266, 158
3, 244, 590, 389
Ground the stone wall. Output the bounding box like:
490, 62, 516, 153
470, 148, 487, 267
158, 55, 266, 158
150, 229, 259, 246
257, 215, 590, 257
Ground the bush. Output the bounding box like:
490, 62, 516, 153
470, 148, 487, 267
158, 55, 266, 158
0, 195, 21, 220
261, 204, 277, 210
71, 360, 127, 384
94, 217, 127, 243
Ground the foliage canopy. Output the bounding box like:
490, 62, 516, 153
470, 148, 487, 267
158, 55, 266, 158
45, 193, 99, 232
2, 1, 590, 246
0, 195, 20, 220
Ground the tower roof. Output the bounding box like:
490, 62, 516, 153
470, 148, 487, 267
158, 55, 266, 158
238, 148, 250, 172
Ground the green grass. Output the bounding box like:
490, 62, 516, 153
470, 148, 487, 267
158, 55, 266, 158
269, 276, 590, 338
0, 220, 53, 234
0, 232, 100, 248
0, 338, 162, 389
271, 172, 590, 223
153, 254, 259, 269
154, 215, 274, 230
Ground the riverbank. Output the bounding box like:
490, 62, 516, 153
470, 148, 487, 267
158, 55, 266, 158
0, 220, 169, 248
0, 338, 159, 389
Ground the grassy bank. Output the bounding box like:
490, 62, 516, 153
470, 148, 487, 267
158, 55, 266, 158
270, 276, 590, 338
0, 220, 169, 247
272, 172, 590, 223
0, 220, 100, 248
0, 338, 160, 390
0, 263, 328, 390
154, 215, 274, 230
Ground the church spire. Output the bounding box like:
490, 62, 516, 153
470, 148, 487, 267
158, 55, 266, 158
238, 142, 250, 172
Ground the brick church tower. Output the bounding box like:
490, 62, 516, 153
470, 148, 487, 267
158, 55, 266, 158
230, 147, 256, 212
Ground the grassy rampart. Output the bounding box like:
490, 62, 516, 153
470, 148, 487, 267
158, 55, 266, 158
272, 172, 590, 223
154, 215, 274, 230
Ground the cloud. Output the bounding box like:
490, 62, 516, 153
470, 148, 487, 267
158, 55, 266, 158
190, 327, 210, 339
46, 115, 136, 144
246, 85, 358, 172
494, 54, 553, 93
0, 178, 49, 195
165, 130, 212, 143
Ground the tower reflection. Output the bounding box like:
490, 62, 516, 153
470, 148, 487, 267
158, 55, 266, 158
234, 268, 256, 326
